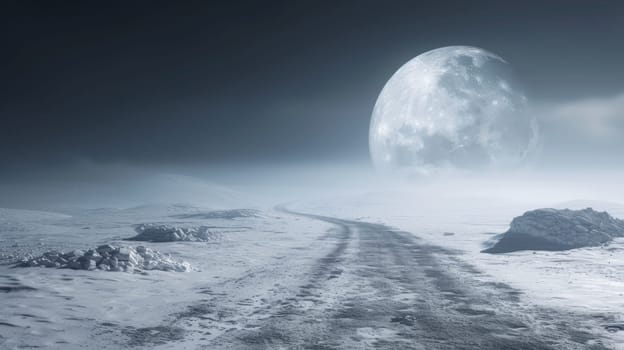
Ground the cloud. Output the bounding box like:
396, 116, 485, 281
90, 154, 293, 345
536, 92, 624, 168
545, 92, 624, 137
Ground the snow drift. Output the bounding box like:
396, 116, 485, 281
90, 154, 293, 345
484, 208, 624, 253
16, 244, 192, 272
171, 208, 261, 220
127, 224, 221, 242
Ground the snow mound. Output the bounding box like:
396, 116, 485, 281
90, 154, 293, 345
484, 208, 624, 253
128, 224, 220, 242
171, 209, 261, 220
16, 245, 192, 272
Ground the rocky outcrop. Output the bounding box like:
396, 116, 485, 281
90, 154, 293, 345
127, 224, 220, 242
484, 208, 624, 253
16, 244, 192, 272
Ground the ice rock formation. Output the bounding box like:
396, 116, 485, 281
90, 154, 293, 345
16, 244, 192, 272
484, 208, 624, 253
128, 224, 220, 242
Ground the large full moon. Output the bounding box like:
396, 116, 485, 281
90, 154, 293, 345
369, 46, 538, 174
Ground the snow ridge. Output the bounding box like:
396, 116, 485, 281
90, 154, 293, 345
128, 224, 221, 242
16, 244, 192, 272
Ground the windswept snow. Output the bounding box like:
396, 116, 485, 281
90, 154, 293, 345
485, 208, 624, 253
291, 192, 624, 347
16, 244, 193, 272
0, 204, 334, 349
128, 224, 221, 242
2, 188, 624, 348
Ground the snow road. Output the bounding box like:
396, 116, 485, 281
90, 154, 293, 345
164, 208, 606, 349
0, 204, 611, 349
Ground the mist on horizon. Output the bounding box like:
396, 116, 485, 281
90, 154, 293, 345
1, 1, 623, 209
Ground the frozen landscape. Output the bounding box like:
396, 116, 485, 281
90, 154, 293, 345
3, 2, 624, 349
2, 186, 624, 349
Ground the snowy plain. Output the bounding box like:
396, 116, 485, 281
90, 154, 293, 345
1, 183, 624, 348
0, 205, 334, 349
294, 192, 624, 347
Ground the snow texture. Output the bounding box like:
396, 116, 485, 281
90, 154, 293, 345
171, 208, 261, 220
484, 208, 624, 253
16, 244, 192, 272
128, 224, 220, 242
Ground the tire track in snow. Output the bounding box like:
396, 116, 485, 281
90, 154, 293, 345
206, 208, 606, 349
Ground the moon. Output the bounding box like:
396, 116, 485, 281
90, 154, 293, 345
369, 46, 538, 174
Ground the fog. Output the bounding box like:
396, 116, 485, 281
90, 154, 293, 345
2, 82, 623, 212
2, 157, 623, 213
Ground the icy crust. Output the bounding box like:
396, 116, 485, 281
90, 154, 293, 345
128, 224, 221, 242
16, 244, 192, 272
485, 208, 624, 253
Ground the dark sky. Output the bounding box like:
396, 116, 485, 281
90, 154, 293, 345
2, 0, 623, 167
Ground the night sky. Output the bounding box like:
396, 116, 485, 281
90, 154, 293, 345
2, 0, 623, 167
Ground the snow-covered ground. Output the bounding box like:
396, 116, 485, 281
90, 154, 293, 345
294, 192, 624, 346
2, 190, 624, 348
0, 205, 334, 349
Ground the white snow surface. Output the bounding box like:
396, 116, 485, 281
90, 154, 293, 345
292, 193, 624, 345
0, 204, 334, 349
2, 193, 624, 348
